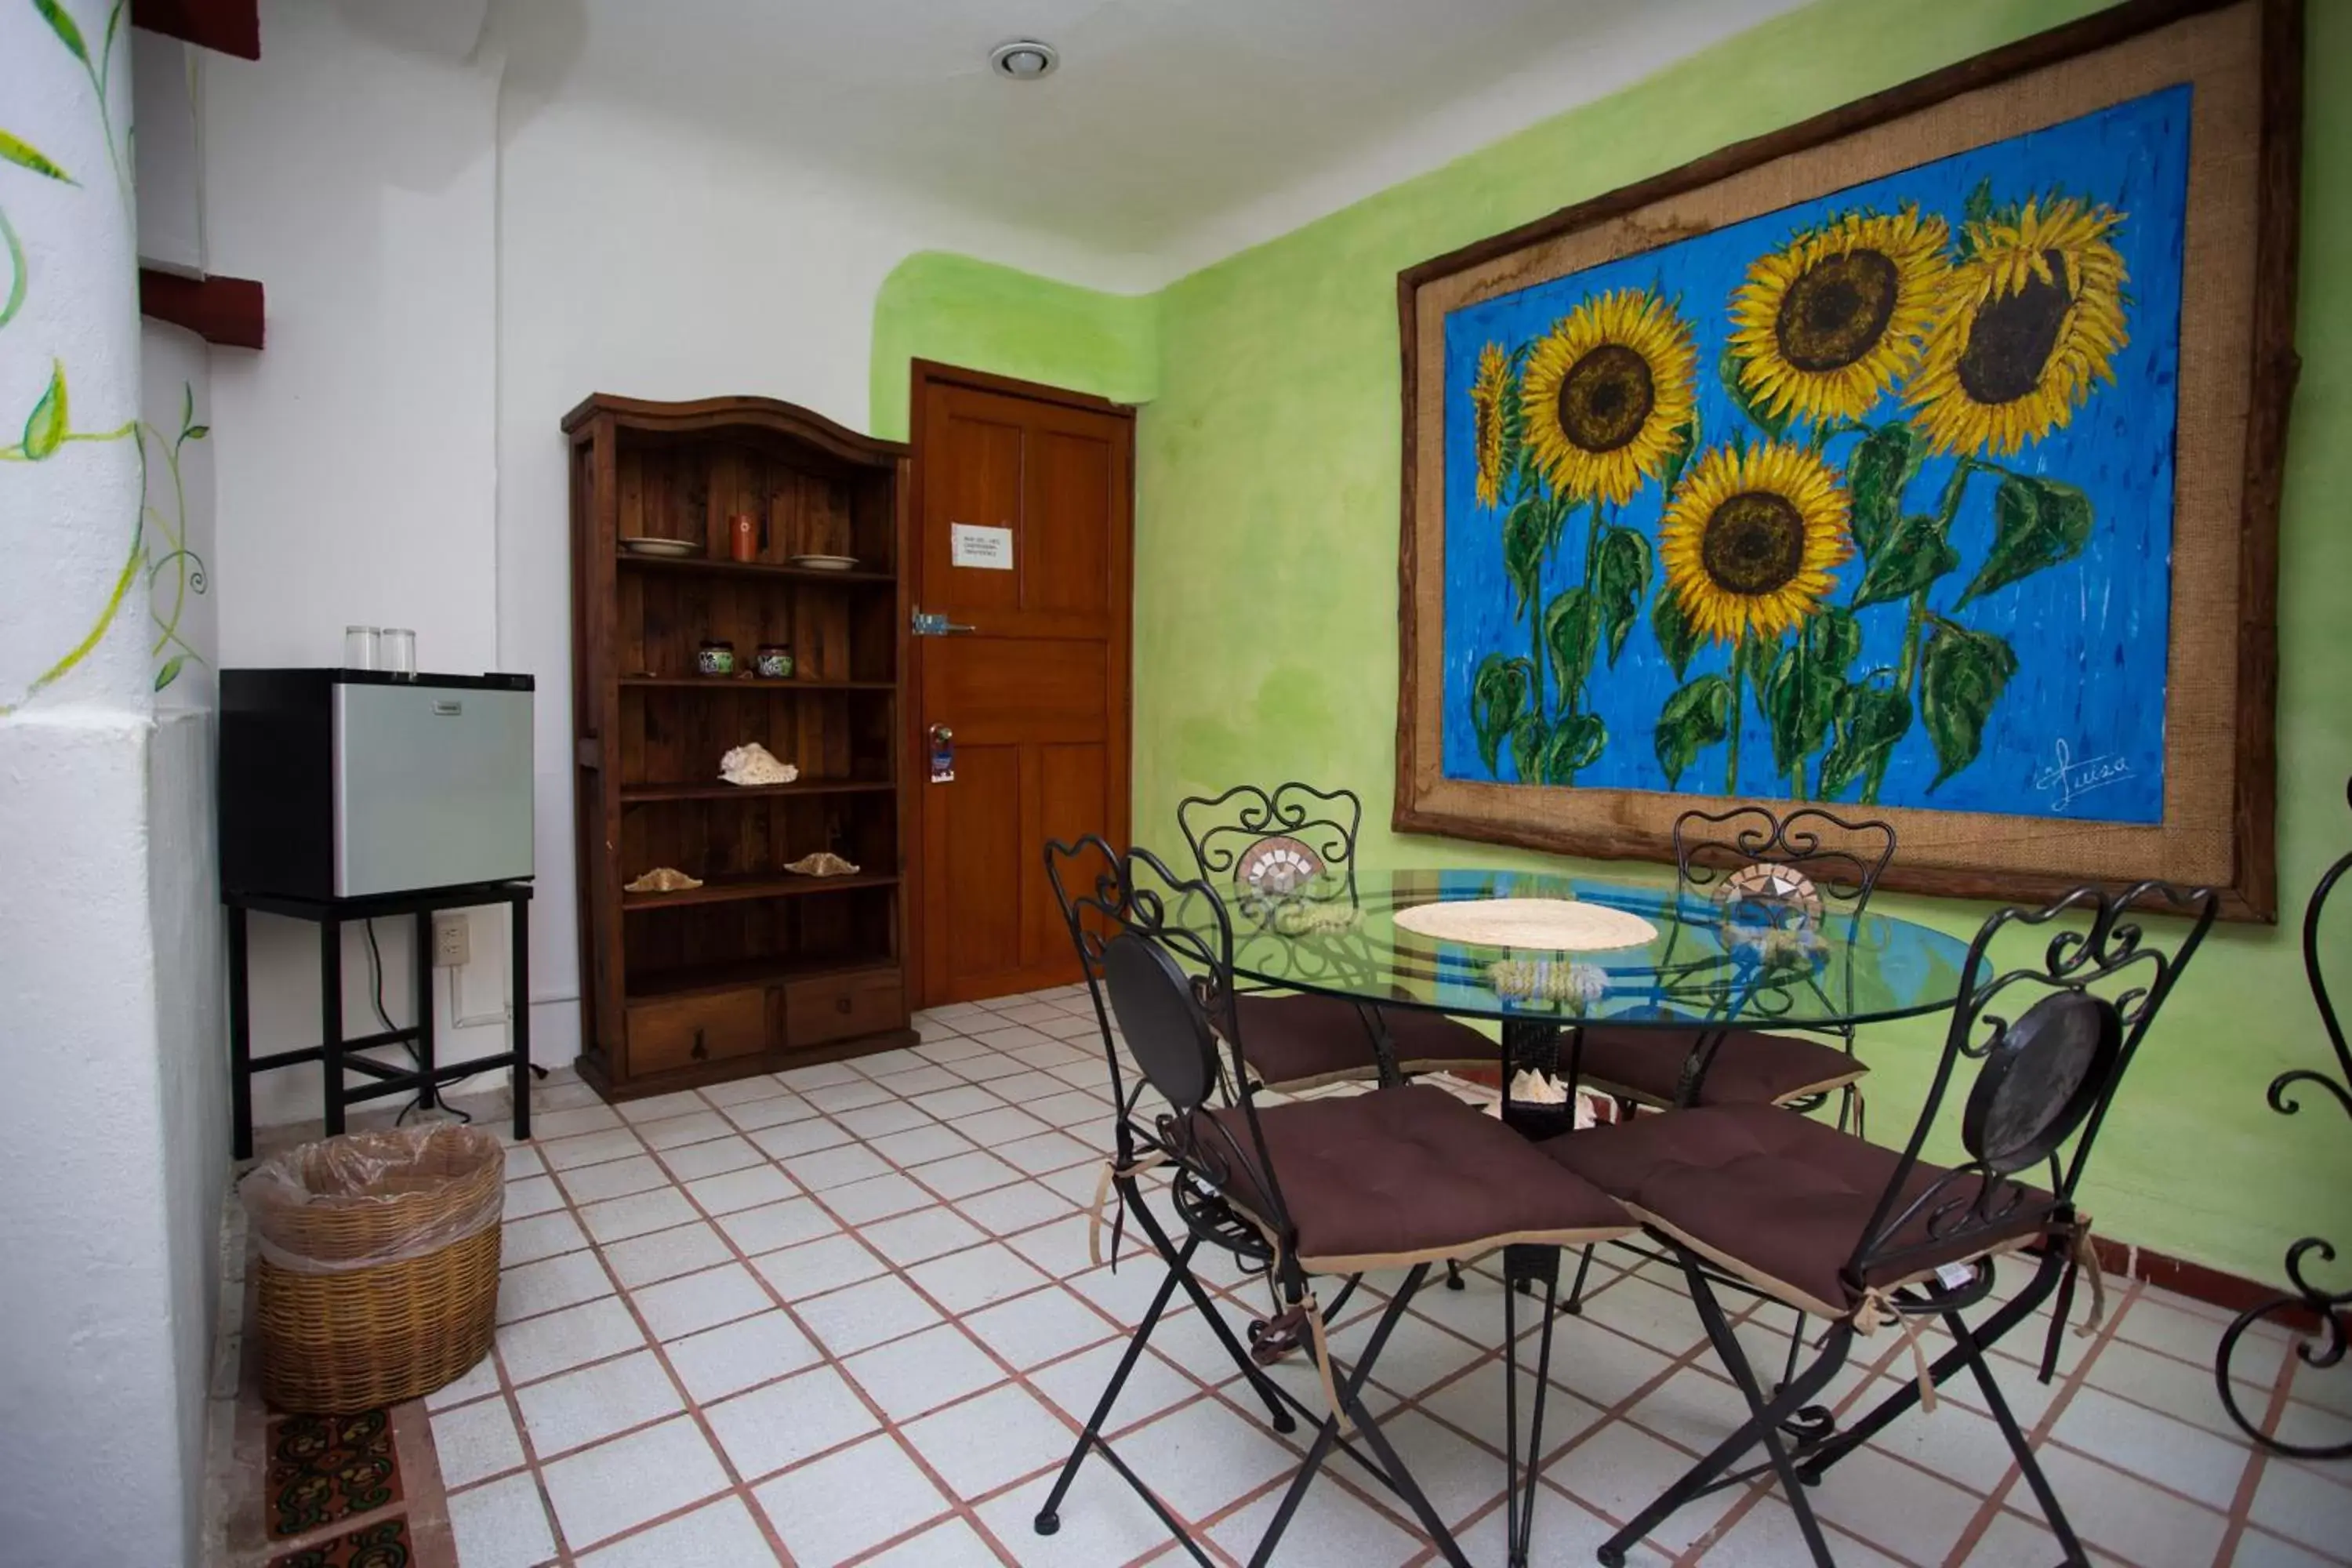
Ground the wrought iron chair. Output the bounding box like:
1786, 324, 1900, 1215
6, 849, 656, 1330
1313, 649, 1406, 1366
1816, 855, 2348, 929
1540, 880, 2219, 1567
1037, 836, 1633, 1568
1566, 804, 1896, 1127
1178, 782, 1494, 1091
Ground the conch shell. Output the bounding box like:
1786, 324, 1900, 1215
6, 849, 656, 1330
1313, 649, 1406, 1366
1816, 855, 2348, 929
1502, 1070, 1599, 1129
718, 742, 799, 786
625, 866, 702, 894
783, 851, 860, 877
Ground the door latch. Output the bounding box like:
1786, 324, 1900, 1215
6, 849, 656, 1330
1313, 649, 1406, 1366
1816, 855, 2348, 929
911, 606, 976, 637
928, 724, 956, 784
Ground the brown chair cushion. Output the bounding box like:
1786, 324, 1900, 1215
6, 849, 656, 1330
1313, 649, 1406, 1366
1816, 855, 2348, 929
1226, 993, 1494, 1091
1538, 1102, 2050, 1318
1570, 1024, 1867, 1109
1195, 1085, 1630, 1272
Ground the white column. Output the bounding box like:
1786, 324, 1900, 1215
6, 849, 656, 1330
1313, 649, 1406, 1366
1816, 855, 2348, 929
0, 8, 205, 1566
1, 0, 146, 713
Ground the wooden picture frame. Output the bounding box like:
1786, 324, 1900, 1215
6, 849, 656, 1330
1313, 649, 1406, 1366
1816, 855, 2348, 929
1395, 0, 2300, 920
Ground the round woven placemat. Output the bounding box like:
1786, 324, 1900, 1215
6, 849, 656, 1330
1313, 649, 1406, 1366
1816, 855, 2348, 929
1391, 898, 1658, 952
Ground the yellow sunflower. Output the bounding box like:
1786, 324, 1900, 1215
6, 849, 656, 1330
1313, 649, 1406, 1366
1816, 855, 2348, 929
1907, 196, 2129, 456
1520, 289, 1696, 506
1729, 206, 1951, 425
1661, 442, 1853, 644
1469, 342, 1512, 509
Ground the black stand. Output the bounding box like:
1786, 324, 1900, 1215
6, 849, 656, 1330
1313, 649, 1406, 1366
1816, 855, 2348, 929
227, 880, 533, 1160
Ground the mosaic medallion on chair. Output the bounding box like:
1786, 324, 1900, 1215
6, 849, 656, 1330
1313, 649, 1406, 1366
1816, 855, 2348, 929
266, 1410, 405, 1539
265, 1516, 413, 1568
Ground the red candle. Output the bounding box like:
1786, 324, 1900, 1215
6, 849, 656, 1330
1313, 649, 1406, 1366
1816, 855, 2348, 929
729, 512, 757, 562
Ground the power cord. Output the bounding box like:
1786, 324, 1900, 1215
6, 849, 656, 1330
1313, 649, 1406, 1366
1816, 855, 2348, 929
365, 918, 474, 1127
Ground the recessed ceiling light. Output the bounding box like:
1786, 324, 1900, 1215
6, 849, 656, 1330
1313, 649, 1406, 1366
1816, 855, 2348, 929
989, 40, 1058, 80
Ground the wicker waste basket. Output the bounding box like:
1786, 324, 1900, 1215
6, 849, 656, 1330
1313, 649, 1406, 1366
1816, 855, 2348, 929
242, 1123, 505, 1413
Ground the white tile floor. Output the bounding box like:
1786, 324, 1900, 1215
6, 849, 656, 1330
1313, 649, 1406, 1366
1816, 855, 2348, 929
234, 985, 2352, 1566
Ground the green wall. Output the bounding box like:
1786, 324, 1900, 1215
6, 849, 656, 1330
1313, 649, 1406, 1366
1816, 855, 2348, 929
880, 0, 2352, 1286
869, 251, 1158, 441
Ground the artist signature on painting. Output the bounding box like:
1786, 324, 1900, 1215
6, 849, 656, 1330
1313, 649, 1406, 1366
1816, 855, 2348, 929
2032, 740, 2134, 814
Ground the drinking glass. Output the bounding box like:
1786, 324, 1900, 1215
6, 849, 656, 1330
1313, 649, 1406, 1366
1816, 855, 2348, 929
380, 627, 417, 676
343, 626, 379, 670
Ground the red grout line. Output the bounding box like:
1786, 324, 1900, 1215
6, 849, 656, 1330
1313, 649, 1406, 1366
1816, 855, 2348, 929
513, 1019, 1187, 1565
1934, 1276, 2147, 1567
2212, 1345, 2303, 1566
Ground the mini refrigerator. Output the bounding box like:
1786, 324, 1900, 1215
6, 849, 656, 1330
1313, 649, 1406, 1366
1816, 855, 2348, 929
219, 669, 535, 900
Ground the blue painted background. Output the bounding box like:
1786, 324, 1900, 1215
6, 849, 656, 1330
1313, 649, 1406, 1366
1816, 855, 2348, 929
1439, 87, 2189, 823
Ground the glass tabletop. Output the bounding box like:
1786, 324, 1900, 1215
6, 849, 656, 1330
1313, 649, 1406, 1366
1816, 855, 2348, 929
1176, 867, 1978, 1030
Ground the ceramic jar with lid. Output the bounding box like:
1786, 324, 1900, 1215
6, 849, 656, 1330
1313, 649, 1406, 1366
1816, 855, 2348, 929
697, 639, 735, 676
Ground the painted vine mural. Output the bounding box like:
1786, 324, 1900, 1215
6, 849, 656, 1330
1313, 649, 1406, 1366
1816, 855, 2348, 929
2, 0, 209, 713
1442, 89, 2187, 823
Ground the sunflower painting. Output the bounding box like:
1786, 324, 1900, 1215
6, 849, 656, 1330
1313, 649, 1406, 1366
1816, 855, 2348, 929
1440, 85, 2188, 822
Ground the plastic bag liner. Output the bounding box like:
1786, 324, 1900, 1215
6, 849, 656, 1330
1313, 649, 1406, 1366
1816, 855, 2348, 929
241, 1123, 506, 1276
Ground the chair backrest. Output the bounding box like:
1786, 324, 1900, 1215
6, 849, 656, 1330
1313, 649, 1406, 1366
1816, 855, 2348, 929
1670, 804, 1896, 920
1042, 836, 1296, 1243
1177, 782, 1363, 904
1849, 880, 2219, 1289
1668, 805, 1897, 1034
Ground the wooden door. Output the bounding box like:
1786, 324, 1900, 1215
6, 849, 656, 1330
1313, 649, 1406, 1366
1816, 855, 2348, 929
910, 363, 1133, 1005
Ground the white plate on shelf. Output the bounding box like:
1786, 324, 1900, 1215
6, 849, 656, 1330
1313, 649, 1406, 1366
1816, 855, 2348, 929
621, 536, 700, 558
789, 554, 860, 572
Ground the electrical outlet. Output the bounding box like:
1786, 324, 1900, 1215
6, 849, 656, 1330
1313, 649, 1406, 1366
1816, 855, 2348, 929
432, 913, 470, 968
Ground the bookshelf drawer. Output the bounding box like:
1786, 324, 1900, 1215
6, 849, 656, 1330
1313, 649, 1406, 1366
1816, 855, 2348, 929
782, 968, 904, 1047
626, 988, 768, 1075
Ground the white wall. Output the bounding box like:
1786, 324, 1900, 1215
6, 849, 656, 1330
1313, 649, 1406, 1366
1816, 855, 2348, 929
205, 0, 499, 678
133, 31, 205, 274
197, 0, 1131, 1112
202, 0, 517, 1121
493, 75, 1120, 1052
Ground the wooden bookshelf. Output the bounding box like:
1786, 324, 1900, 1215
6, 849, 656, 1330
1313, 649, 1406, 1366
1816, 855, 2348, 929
563, 393, 914, 1099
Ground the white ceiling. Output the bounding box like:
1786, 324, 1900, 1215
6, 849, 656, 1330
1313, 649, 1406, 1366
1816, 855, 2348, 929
488, 0, 1806, 289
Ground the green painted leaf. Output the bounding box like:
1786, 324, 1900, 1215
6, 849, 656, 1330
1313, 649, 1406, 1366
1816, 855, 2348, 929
102, 0, 123, 64
1503, 496, 1546, 618
1655, 673, 1733, 789
1957, 177, 1996, 259
1510, 714, 1547, 783
1808, 605, 1862, 673
1920, 624, 2019, 790
1543, 586, 1599, 706
1846, 424, 1917, 561
0, 129, 74, 184
1591, 525, 1652, 666
22, 359, 67, 460
1817, 684, 1913, 800
1851, 513, 1961, 609
1719, 346, 1791, 441
180, 381, 194, 435
183, 424, 209, 441
1957, 475, 2093, 608
154, 654, 185, 691
0, 205, 24, 330
34, 0, 89, 64
1651, 587, 1703, 682
1759, 622, 1850, 781
1540, 712, 1607, 783
1469, 652, 1531, 777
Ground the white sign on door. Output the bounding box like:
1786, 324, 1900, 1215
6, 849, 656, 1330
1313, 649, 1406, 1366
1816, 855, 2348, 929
949, 522, 1014, 571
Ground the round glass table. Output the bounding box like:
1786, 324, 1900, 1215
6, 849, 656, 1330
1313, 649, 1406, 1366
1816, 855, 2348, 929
1171, 866, 1980, 1120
